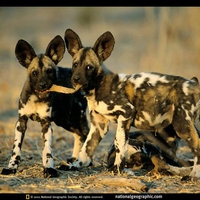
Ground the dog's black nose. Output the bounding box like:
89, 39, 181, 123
73, 75, 80, 83
39, 82, 47, 89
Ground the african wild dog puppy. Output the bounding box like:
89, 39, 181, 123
107, 127, 192, 175
1, 35, 89, 178
63, 28, 200, 179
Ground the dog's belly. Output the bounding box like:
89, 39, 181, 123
134, 106, 174, 131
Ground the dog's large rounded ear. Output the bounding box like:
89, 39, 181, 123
93, 31, 115, 62
64, 29, 83, 57
15, 39, 37, 68
45, 35, 65, 65
191, 77, 199, 84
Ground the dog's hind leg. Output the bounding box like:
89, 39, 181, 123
71, 133, 83, 162
40, 117, 58, 178
58, 130, 85, 171
69, 109, 89, 162
173, 120, 200, 179
1, 115, 28, 175
69, 129, 87, 163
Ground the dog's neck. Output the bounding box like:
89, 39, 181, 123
20, 79, 51, 104
86, 65, 120, 102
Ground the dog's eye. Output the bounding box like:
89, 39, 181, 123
73, 63, 78, 68
32, 70, 38, 77
47, 68, 54, 75
86, 65, 94, 70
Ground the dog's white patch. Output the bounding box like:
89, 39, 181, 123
182, 104, 198, 121
139, 108, 174, 128
119, 73, 129, 81
8, 121, 22, 169
182, 105, 192, 121
125, 143, 141, 161
71, 143, 91, 168
118, 74, 129, 89
87, 95, 130, 123
114, 116, 129, 172
166, 137, 176, 143
135, 117, 145, 127
19, 95, 51, 118
52, 54, 58, 62
182, 81, 190, 95
72, 133, 82, 159
130, 72, 169, 89
42, 124, 54, 168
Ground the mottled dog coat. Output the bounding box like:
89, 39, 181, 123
64, 29, 200, 179
108, 78, 200, 175
1, 36, 88, 178
107, 127, 192, 175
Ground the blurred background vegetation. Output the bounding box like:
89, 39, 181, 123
0, 7, 200, 116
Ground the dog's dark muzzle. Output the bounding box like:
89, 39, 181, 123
35, 81, 53, 98
71, 74, 81, 87
39, 81, 48, 91
72, 74, 81, 84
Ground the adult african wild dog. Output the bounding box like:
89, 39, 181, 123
63, 28, 200, 179
1, 35, 89, 178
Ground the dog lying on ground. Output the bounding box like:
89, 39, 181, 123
1, 35, 89, 178
107, 126, 194, 176
62, 28, 200, 179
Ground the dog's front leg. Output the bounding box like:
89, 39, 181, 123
69, 110, 109, 170
112, 115, 133, 174
40, 118, 58, 178
1, 115, 28, 175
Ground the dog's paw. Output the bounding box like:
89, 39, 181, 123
108, 165, 119, 175
181, 175, 198, 181
66, 157, 77, 164
1, 168, 17, 175
57, 164, 78, 171
107, 158, 125, 175
108, 164, 124, 175
57, 160, 93, 171
181, 163, 200, 181
43, 168, 59, 178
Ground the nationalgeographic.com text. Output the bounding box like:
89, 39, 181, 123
115, 194, 163, 199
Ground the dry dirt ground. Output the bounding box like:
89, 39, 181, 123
0, 115, 200, 195
1, 7, 200, 196
0, 117, 200, 194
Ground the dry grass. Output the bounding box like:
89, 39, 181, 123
1, 7, 200, 194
